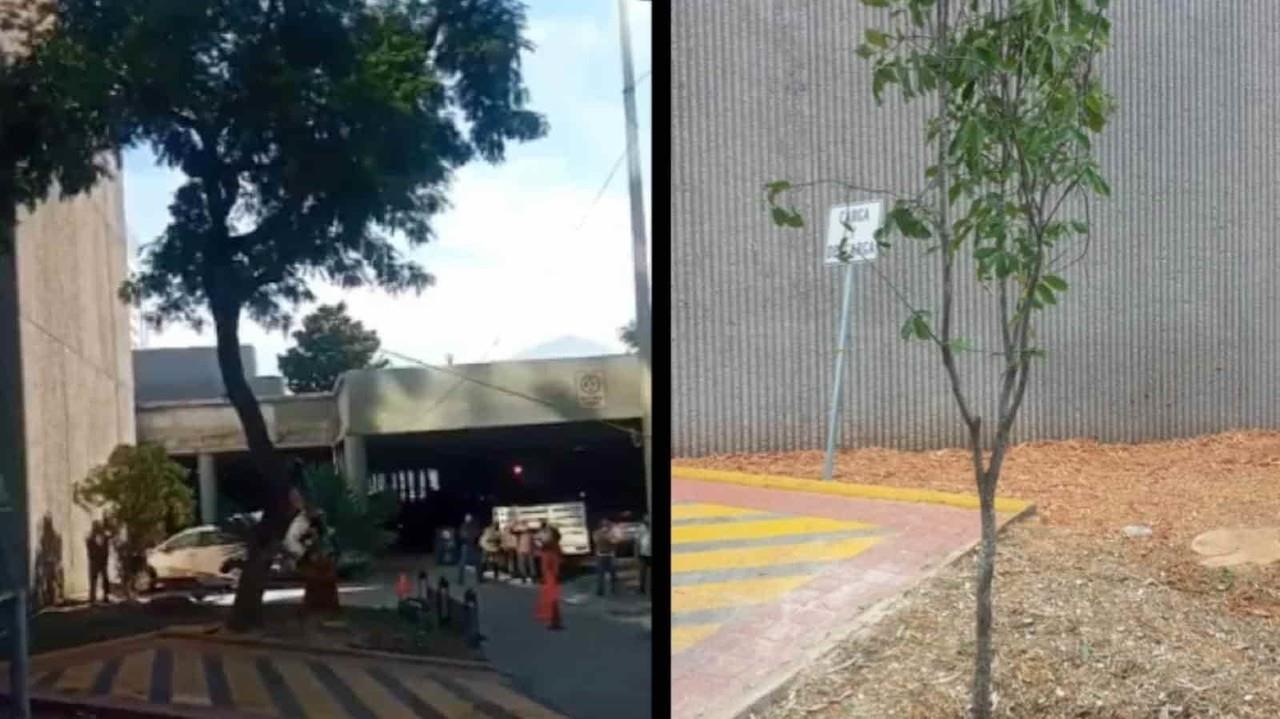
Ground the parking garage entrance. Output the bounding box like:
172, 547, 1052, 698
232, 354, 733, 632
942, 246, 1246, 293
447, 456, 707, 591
362, 419, 644, 552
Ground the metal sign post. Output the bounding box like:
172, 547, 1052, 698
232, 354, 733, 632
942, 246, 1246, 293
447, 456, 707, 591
821, 202, 884, 482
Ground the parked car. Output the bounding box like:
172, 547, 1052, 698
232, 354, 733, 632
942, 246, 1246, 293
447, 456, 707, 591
141, 526, 246, 592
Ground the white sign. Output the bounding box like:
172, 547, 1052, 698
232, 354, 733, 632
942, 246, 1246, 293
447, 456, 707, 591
576, 371, 607, 409
825, 201, 884, 265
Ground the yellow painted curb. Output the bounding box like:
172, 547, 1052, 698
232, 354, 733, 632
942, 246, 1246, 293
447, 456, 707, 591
671, 466, 1033, 514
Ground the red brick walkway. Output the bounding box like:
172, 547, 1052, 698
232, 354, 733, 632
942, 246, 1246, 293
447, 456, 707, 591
671, 478, 1012, 719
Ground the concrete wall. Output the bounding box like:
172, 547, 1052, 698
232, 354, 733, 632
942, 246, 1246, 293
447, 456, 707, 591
136, 355, 642, 456
136, 393, 336, 455
338, 355, 643, 437
14, 157, 135, 602
133, 345, 270, 403
672, 2, 1280, 455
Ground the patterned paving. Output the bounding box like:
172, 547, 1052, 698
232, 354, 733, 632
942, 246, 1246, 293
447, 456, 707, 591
7, 636, 562, 718
670, 501, 889, 655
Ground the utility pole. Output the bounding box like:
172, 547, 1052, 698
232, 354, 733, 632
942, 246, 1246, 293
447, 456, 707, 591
618, 0, 651, 515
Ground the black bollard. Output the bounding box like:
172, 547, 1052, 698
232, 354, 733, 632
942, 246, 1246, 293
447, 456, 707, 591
437, 576, 451, 624
463, 588, 481, 648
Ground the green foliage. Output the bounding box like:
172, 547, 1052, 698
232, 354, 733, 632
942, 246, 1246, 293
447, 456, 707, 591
768, 0, 1115, 348
75, 444, 194, 582
619, 320, 639, 352
42, 0, 545, 623
301, 464, 398, 557
900, 310, 933, 341
0, 1, 124, 251
278, 302, 388, 394
40, 0, 550, 331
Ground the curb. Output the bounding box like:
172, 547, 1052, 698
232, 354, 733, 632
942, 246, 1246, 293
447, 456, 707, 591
672, 465, 1034, 514
728, 507, 1038, 719
24, 692, 209, 719
159, 628, 495, 672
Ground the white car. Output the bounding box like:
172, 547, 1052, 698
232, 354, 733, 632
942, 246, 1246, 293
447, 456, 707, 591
142, 526, 245, 591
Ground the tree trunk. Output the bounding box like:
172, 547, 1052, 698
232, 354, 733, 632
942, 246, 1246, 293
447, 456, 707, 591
971, 472, 999, 719
209, 296, 294, 631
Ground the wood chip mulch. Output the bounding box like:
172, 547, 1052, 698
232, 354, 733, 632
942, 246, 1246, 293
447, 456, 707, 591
681, 430, 1280, 717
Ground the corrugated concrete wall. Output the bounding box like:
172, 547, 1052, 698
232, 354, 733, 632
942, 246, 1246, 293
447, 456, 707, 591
15, 159, 135, 602
673, 2, 1280, 456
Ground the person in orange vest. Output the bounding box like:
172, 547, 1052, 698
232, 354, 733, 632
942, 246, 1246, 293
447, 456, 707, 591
534, 525, 564, 630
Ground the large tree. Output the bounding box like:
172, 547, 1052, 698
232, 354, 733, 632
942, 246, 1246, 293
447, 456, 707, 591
52, 0, 545, 629
0, 0, 123, 251
279, 302, 388, 393
767, 0, 1113, 715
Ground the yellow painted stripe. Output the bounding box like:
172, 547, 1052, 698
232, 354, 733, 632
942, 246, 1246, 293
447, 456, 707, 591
672, 624, 721, 652
170, 649, 212, 707
671, 503, 771, 521
338, 668, 419, 719
673, 535, 882, 574
672, 466, 1033, 514
272, 657, 349, 719
53, 659, 103, 694
396, 673, 478, 718
673, 575, 813, 613
673, 516, 873, 545
456, 676, 565, 719
222, 653, 278, 717
110, 649, 154, 702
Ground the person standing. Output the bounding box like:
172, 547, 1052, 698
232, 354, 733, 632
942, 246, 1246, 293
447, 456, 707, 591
86, 521, 111, 604
515, 521, 536, 584
637, 515, 651, 596
458, 514, 480, 585
534, 525, 564, 630
480, 521, 503, 581
533, 519, 551, 583
593, 519, 618, 596
500, 522, 518, 578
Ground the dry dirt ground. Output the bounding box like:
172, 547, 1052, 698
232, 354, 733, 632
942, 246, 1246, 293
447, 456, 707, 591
680, 430, 1280, 718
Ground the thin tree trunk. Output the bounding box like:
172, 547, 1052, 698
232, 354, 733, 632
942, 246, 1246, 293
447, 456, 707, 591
971, 469, 998, 719
209, 296, 294, 631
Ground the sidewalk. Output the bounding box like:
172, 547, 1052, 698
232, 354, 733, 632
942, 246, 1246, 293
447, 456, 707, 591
670, 470, 1032, 719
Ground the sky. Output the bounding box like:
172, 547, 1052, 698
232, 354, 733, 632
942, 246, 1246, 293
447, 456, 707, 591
124, 1, 652, 377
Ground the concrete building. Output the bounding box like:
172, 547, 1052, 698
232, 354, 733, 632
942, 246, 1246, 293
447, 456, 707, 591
136, 351, 644, 546
133, 346, 285, 404
673, 2, 1280, 455
0, 157, 134, 605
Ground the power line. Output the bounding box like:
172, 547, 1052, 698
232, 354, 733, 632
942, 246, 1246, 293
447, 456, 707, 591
412, 337, 502, 421
571, 67, 649, 235
573, 150, 627, 234
625, 69, 651, 92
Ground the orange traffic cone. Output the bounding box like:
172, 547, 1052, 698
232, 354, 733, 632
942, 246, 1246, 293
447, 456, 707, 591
395, 572, 411, 601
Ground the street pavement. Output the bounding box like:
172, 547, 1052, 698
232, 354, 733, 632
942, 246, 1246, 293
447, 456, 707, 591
291, 555, 653, 719
670, 469, 1032, 719
1, 630, 561, 718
